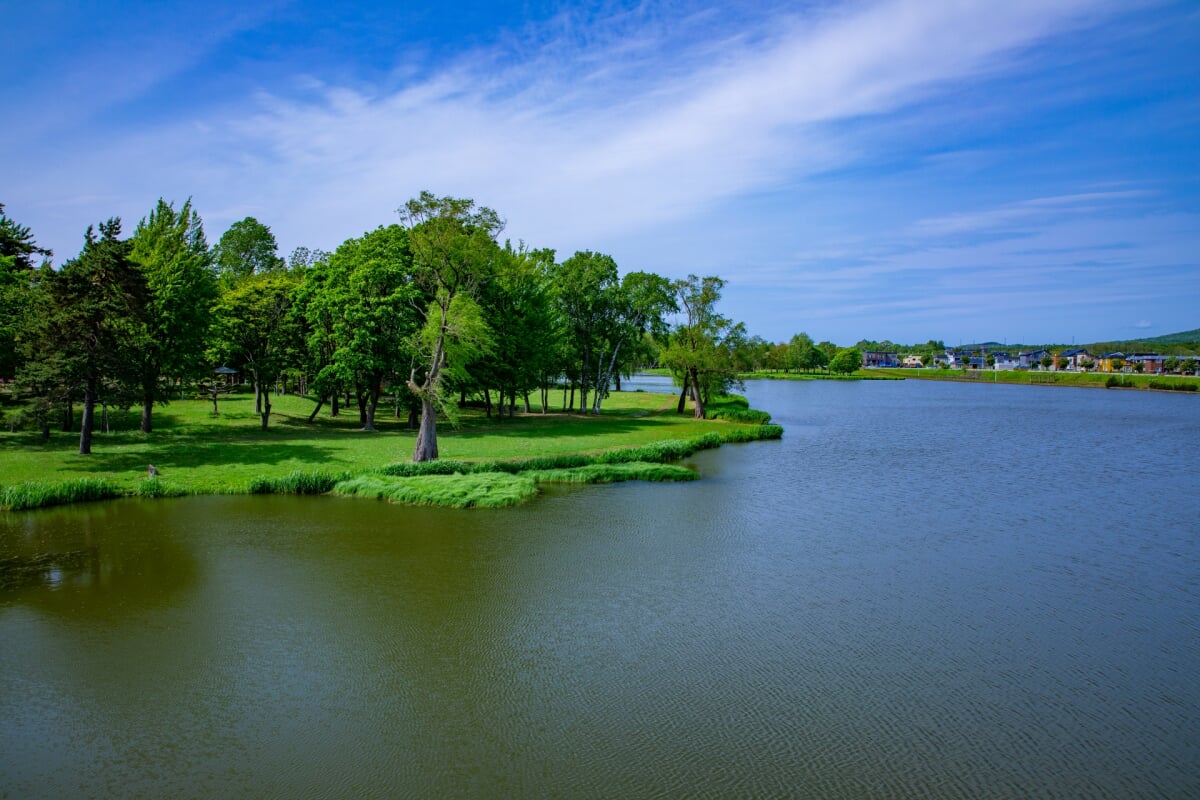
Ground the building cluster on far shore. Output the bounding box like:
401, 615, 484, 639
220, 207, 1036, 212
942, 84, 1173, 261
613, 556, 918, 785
863, 348, 1200, 375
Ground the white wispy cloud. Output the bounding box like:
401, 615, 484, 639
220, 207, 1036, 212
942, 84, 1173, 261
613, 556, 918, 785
12, 0, 1125, 260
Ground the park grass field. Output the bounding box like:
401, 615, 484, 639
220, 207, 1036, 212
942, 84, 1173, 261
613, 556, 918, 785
0, 388, 780, 509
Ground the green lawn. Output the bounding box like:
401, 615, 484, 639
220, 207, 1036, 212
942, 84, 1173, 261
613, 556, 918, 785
0, 388, 779, 508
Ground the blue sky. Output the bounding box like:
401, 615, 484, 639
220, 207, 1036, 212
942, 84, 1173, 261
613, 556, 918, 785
4, 0, 1198, 345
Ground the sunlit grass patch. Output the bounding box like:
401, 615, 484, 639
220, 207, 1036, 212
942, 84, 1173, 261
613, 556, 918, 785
332, 473, 539, 509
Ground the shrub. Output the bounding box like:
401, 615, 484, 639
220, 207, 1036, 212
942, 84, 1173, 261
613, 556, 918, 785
1148, 379, 1197, 392
248, 470, 347, 495
0, 478, 122, 511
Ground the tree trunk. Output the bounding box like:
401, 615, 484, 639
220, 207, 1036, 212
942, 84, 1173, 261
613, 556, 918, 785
407, 407, 418, 429
79, 375, 96, 455
62, 400, 74, 432
524, 392, 532, 414
255, 382, 262, 414
140, 376, 155, 434
357, 385, 368, 427
688, 367, 705, 418
260, 390, 271, 430
677, 372, 690, 414
101, 404, 110, 434
331, 391, 340, 417
614, 373, 621, 391
363, 383, 380, 431
307, 393, 327, 423
593, 339, 623, 414
412, 396, 438, 462
484, 387, 492, 418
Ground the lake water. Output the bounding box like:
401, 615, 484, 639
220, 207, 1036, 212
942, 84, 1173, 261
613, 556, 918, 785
2, 379, 1198, 798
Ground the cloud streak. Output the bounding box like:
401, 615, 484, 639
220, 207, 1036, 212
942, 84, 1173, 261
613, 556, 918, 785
7, 0, 1194, 344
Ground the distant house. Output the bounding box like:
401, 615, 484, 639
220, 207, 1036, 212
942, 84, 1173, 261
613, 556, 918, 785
1126, 353, 1166, 373
1097, 352, 1126, 373
1058, 348, 1091, 371
1019, 349, 1051, 369
968, 356, 986, 370
937, 351, 966, 368
992, 352, 1019, 370
862, 351, 900, 368
902, 354, 924, 368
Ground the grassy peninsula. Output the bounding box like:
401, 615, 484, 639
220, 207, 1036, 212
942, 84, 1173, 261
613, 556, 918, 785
0, 390, 781, 511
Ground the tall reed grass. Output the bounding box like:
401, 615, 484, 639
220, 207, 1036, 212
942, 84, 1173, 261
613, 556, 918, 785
333, 473, 539, 509
0, 478, 122, 511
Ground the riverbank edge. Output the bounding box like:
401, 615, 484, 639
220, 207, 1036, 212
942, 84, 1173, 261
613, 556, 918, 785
0, 422, 783, 513
869, 368, 1200, 392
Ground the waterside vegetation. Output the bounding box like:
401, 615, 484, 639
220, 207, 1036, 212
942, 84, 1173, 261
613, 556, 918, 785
0, 389, 780, 511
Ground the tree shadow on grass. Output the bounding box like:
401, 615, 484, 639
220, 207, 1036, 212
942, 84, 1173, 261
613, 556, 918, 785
55, 438, 348, 475
444, 412, 667, 443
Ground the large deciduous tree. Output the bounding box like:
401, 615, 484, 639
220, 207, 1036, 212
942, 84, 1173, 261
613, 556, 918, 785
128, 198, 217, 433
663, 275, 733, 419
590, 270, 676, 414
213, 216, 283, 285
399, 192, 500, 462
322, 225, 420, 431
474, 242, 559, 418
209, 271, 299, 429
554, 250, 618, 413
829, 347, 863, 375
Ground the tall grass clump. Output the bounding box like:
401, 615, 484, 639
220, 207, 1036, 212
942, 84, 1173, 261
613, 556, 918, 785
703, 395, 772, 424
135, 478, 187, 499
333, 473, 538, 509
0, 478, 123, 511
528, 462, 697, 484
248, 470, 348, 495
1148, 379, 1197, 392
717, 424, 784, 443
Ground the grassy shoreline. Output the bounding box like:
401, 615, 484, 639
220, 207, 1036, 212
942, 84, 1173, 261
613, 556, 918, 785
868, 367, 1199, 391
0, 389, 781, 511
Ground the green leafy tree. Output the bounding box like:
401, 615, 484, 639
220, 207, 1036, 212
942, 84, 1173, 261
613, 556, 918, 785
209, 271, 300, 429
662, 274, 734, 418
590, 270, 676, 413
829, 348, 862, 375
40, 219, 146, 454
553, 251, 619, 413
475, 242, 560, 417
1, 203, 52, 380
128, 198, 218, 433
789, 332, 818, 373
399, 192, 501, 462
213, 217, 283, 285
321, 225, 420, 431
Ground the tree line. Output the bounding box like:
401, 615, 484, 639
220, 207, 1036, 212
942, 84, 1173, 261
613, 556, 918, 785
1, 195, 770, 461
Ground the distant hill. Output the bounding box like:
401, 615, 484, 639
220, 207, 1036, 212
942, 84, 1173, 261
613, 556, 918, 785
1139, 328, 1200, 345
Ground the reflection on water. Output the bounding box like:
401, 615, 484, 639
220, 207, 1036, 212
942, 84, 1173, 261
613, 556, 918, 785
1, 379, 1198, 798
